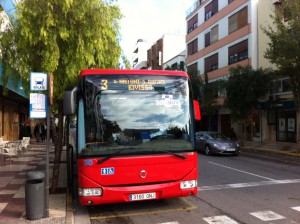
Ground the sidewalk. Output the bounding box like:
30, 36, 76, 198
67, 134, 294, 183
0, 140, 68, 223
242, 140, 300, 157
0, 139, 299, 224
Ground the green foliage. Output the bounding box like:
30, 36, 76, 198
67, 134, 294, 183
187, 69, 202, 101
262, 0, 300, 109
119, 52, 131, 69
0, 0, 122, 102
225, 65, 273, 121
165, 62, 185, 71
200, 73, 222, 116
187, 70, 222, 116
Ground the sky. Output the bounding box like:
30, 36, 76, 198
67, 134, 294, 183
118, 0, 196, 61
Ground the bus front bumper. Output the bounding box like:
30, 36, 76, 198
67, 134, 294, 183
78, 180, 198, 206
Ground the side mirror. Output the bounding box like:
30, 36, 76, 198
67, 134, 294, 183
63, 87, 77, 115
193, 100, 201, 120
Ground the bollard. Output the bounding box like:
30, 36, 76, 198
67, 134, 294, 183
25, 171, 45, 220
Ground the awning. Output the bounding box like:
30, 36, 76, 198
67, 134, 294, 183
258, 100, 295, 110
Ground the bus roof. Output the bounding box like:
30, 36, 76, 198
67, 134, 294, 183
79, 69, 189, 78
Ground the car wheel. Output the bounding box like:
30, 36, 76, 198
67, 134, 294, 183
205, 145, 212, 156
234, 151, 239, 156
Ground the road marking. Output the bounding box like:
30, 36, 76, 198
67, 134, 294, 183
203, 215, 239, 224
291, 206, 300, 212
208, 161, 275, 180
199, 179, 300, 191
0, 203, 7, 214
250, 210, 285, 221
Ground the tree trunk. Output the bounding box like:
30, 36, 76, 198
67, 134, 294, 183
238, 122, 244, 146
50, 101, 64, 194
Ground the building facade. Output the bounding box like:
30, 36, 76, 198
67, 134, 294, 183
163, 50, 186, 71
147, 34, 186, 70
1, 0, 31, 141
132, 39, 153, 69
185, 0, 299, 143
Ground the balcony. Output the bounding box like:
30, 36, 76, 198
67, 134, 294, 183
186, 0, 206, 17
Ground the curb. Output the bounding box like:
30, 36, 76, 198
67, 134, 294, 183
242, 147, 300, 157
66, 192, 74, 224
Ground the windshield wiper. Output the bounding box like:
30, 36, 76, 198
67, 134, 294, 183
97, 149, 124, 164
159, 150, 187, 160
97, 147, 137, 165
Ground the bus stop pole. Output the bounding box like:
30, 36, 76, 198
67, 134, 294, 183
45, 98, 50, 217
44, 74, 51, 217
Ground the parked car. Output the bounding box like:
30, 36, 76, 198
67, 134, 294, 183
196, 131, 240, 156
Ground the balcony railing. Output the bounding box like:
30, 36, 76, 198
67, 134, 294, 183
186, 0, 206, 17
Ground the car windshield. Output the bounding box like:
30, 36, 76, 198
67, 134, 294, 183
206, 132, 228, 140
77, 74, 194, 157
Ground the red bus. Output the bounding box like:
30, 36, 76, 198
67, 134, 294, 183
63, 69, 201, 205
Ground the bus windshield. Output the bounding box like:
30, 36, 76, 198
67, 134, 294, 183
78, 74, 194, 157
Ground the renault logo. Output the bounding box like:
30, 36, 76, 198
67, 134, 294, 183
140, 170, 147, 178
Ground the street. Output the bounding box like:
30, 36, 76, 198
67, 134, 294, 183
73, 152, 300, 224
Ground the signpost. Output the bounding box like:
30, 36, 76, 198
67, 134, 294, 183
29, 72, 52, 218
29, 93, 46, 119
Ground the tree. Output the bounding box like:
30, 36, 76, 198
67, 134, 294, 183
200, 73, 222, 117
165, 62, 185, 71
262, 0, 300, 109
187, 69, 202, 101
0, 0, 122, 193
188, 69, 222, 131
225, 65, 273, 140
120, 52, 131, 69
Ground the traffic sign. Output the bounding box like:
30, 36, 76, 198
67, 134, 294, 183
30, 72, 47, 91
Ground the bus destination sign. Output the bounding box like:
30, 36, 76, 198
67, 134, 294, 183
99, 79, 166, 91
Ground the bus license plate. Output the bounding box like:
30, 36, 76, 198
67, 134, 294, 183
130, 192, 156, 201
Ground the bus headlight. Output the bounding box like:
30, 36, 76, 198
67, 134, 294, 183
78, 188, 102, 196
180, 180, 197, 189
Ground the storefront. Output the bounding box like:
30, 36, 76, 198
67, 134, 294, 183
260, 100, 297, 143
277, 109, 297, 142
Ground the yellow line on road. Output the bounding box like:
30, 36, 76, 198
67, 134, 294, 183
90, 198, 197, 220
242, 147, 300, 157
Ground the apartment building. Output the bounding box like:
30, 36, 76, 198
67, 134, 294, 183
147, 34, 185, 70
163, 50, 186, 71
132, 39, 153, 69
185, 0, 299, 143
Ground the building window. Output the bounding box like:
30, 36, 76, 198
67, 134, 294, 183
187, 14, 198, 34
205, 53, 218, 73
228, 0, 234, 4
204, 25, 219, 47
272, 78, 292, 94
205, 0, 218, 21
187, 38, 198, 56
228, 6, 248, 34
228, 40, 248, 65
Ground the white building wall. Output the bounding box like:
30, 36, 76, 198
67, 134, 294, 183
132, 39, 152, 69
163, 52, 186, 70
218, 0, 227, 10
218, 19, 228, 40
